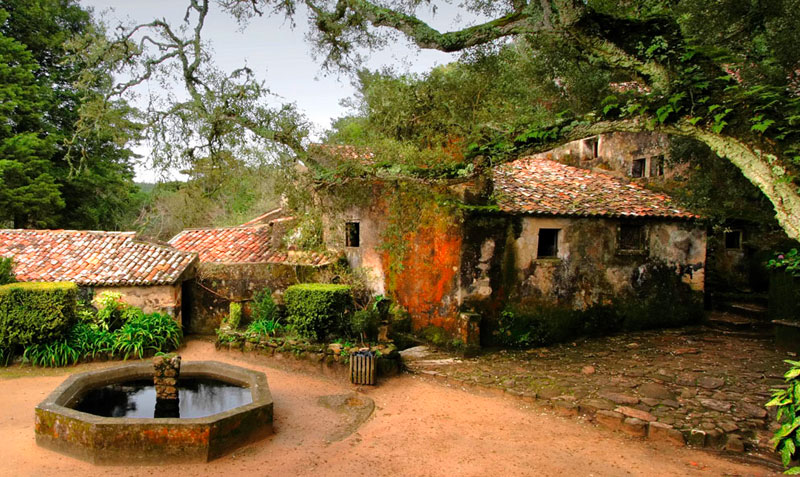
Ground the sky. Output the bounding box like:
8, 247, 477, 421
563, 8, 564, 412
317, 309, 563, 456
78, 1, 484, 181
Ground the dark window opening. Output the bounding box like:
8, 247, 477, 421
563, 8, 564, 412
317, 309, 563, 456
345, 222, 360, 247
650, 155, 665, 176
619, 224, 646, 251
537, 229, 559, 258
584, 137, 599, 160
631, 158, 646, 178
724, 230, 742, 249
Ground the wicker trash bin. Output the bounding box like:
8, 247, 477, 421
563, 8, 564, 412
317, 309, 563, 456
350, 349, 376, 385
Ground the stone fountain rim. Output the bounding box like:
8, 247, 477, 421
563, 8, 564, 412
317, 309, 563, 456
36, 360, 272, 425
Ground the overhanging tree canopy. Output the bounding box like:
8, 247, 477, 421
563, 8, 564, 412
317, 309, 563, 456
214, 0, 800, 240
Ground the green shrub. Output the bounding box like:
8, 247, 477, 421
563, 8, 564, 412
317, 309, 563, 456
495, 306, 584, 348
22, 322, 115, 367
0, 257, 15, 285
112, 312, 182, 360
252, 288, 278, 322
227, 302, 243, 329
767, 359, 800, 473
285, 283, 353, 341
0, 282, 78, 350
246, 318, 282, 337
350, 309, 380, 341
95, 291, 142, 331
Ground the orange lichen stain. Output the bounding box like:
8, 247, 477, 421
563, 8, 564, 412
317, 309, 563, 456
384, 213, 462, 333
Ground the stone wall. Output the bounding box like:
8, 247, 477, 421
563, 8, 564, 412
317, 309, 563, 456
459, 214, 706, 343
91, 284, 183, 323
188, 262, 323, 335
530, 131, 687, 181
322, 188, 465, 334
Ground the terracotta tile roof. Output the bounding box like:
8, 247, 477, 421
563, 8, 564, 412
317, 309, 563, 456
493, 157, 699, 219
239, 208, 286, 227
0, 230, 197, 286
169, 225, 335, 266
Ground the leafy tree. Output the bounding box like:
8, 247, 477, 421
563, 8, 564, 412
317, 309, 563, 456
209, 0, 800, 241
0, 0, 142, 230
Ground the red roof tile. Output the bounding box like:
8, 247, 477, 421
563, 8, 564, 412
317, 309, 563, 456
169, 225, 335, 266
0, 230, 197, 286
493, 157, 699, 219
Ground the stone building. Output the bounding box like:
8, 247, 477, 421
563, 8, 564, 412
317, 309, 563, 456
0, 229, 197, 322
321, 150, 707, 346
169, 212, 336, 334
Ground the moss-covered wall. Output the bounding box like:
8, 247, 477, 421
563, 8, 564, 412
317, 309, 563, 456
460, 214, 706, 344
188, 262, 322, 335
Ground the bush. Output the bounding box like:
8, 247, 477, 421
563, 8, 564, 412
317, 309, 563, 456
285, 283, 353, 341
251, 288, 278, 322
0, 257, 15, 285
350, 309, 380, 341
0, 282, 78, 350
22, 322, 113, 367
246, 318, 282, 337
95, 291, 142, 331
767, 359, 800, 472
111, 312, 182, 360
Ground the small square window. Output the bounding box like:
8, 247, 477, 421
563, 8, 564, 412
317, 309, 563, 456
650, 155, 665, 176
537, 229, 559, 258
345, 222, 360, 247
619, 224, 646, 251
724, 230, 742, 249
631, 158, 646, 178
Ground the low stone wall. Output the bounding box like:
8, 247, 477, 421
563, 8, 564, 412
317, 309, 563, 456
188, 262, 324, 334
215, 332, 402, 382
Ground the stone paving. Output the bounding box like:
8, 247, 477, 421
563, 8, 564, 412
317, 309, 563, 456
400, 325, 790, 458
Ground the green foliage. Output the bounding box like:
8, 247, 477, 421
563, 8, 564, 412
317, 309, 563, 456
95, 291, 142, 331
350, 309, 380, 342
0, 0, 142, 230
314, 263, 375, 309
251, 288, 278, 322
110, 312, 182, 360
769, 250, 800, 277
246, 318, 282, 337
0, 257, 14, 285
767, 360, 800, 473
0, 282, 77, 350
135, 160, 284, 241
227, 302, 243, 330
22, 321, 112, 367
495, 264, 703, 347
285, 284, 354, 341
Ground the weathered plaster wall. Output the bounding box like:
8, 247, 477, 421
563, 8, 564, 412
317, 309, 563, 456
321, 187, 465, 335
531, 132, 686, 180
460, 214, 706, 337
189, 262, 321, 335
91, 284, 182, 322
323, 201, 387, 295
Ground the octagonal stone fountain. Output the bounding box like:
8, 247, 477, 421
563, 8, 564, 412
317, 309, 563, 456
35, 359, 273, 464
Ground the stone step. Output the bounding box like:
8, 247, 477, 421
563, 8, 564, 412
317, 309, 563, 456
722, 302, 769, 320
706, 313, 773, 338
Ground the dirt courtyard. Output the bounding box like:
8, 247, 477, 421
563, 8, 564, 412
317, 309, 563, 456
0, 339, 781, 477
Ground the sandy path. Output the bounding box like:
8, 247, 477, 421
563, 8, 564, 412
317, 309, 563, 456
0, 340, 780, 477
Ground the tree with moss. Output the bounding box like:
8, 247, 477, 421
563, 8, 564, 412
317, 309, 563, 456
202, 0, 800, 241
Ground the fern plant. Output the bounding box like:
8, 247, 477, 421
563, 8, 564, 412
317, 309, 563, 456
767, 359, 800, 474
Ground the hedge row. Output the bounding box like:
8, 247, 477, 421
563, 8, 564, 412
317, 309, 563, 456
285, 283, 353, 341
0, 282, 78, 350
